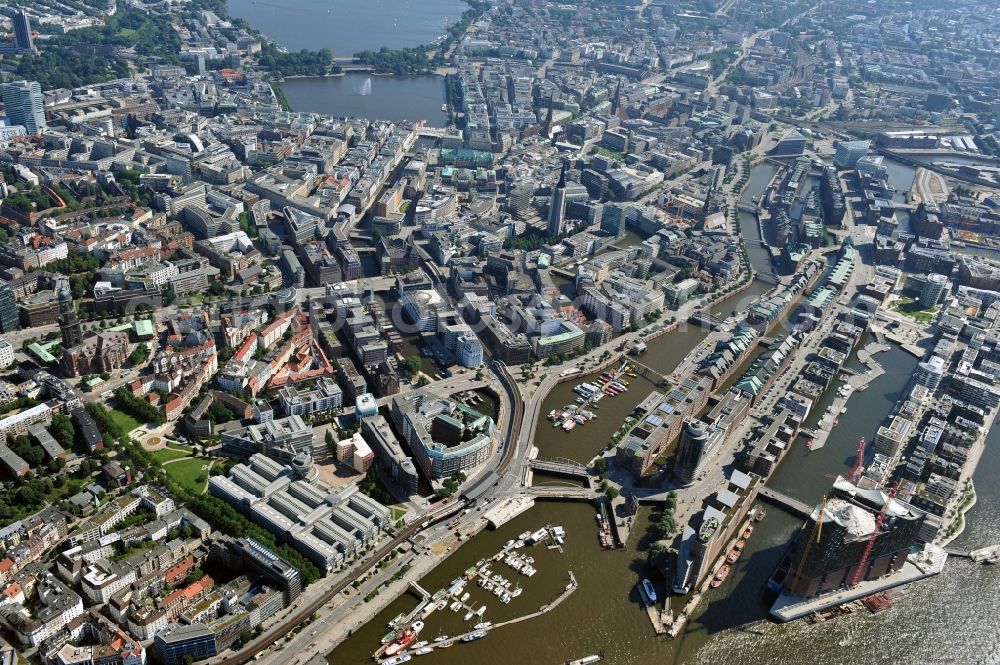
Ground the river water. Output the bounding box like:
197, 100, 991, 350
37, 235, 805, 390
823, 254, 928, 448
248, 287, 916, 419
228, 0, 469, 55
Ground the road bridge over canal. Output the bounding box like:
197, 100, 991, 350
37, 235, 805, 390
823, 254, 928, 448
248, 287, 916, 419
528, 457, 591, 479
524, 487, 601, 501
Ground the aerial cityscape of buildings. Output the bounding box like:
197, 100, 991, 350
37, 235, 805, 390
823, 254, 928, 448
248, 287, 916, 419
0, 0, 999, 663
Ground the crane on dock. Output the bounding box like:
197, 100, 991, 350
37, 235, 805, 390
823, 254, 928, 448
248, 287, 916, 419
850, 482, 900, 588
789, 495, 826, 593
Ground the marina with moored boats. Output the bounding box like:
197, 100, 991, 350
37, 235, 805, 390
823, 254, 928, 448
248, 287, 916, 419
372, 526, 575, 662
547, 362, 636, 432
333, 271, 1000, 665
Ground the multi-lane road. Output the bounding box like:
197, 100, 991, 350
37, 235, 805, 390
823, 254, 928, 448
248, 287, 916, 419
205, 339, 529, 665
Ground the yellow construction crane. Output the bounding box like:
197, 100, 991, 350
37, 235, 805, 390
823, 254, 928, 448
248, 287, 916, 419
789, 495, 827, 594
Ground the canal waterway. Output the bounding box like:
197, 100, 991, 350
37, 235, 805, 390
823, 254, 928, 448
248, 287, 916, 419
738, 162, 780, 276
883, 158, 917, 199
882, 153, 998, 197
329, 156, 1000, 663
331, 338, 1000, 665
228, 0, 469, 55
768, 344, 919, 505
535, 276, 773, 467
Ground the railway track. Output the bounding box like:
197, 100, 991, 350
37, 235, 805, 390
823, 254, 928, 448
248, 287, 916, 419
213, 500, 465, 665
220, 361, 525, 665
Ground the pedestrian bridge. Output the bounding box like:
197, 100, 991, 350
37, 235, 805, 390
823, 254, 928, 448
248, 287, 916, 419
528, 457, 591, 479
629, 359, 669, 383
758, 486, 815, 520
408, 581, 430, 600
689, 312, 725, 331
755, 271, 781, 286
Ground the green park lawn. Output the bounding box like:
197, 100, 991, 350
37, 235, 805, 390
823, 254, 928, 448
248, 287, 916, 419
108, 408, 142, 434
164, 457, 212, 495
890, 297, 937, 324
151, 447, 194, 464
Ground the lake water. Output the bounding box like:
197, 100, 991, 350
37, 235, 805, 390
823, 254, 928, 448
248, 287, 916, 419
280, 73, 449, 126
228, 0, 470, 55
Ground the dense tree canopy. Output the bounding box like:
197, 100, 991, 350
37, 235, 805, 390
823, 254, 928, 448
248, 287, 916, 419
86, 402, 125, 439
257, 43, 341, 77
400, 355, 422, 378
11, 47, 131, 90
355, 46, 433, 75
115, 388, 165, 426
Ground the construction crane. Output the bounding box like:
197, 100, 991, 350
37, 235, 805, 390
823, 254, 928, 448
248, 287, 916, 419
849, 437, 866, 484
789, 495, 827, 593
849, 481, 900, 588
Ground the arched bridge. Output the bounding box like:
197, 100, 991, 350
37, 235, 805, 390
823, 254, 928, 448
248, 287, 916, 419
528, 457, 591, 479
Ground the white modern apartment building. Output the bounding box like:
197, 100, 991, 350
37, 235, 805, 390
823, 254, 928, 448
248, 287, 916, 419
0, 338, 14, 369
457, 334, 484, 367
277, 377, 344, 416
